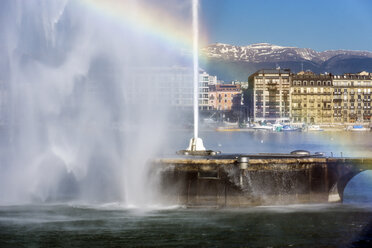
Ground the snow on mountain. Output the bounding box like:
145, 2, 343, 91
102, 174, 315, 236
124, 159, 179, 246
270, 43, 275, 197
202, 43, 372, 64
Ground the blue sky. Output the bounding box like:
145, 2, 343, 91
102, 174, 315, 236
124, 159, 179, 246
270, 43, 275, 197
199, 0, 372, 51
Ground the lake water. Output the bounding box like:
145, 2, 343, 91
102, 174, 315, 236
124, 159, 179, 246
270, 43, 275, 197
1, 131, 372, 247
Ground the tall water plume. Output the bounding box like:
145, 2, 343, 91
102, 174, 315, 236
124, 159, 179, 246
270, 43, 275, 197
0, 0, 195, 206
192, 0, 199, 140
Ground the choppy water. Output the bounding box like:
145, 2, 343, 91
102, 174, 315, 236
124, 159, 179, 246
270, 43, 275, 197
2, 131, 372, 247
1, 204, 372, 247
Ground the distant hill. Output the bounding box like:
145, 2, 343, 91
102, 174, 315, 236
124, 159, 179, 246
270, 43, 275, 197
200, 43, 372, 81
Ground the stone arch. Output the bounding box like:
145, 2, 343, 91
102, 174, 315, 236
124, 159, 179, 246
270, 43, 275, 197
328, 170, 362, 203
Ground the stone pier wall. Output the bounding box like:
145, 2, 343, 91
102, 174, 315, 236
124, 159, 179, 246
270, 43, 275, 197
153, 156, 372, 207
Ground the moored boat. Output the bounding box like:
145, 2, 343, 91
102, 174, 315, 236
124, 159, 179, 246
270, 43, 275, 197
282, 125, 300, 132
252, 124, 273, 131
308, 125, 324, 131
347, 125, 370, 132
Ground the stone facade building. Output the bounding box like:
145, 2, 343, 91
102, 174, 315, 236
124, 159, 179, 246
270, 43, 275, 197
249, 69, 372, 124
291, 72, 333, 124
332, 73, 372, 123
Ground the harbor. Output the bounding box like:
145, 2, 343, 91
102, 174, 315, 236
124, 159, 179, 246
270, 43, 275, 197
211, 122, 372, 132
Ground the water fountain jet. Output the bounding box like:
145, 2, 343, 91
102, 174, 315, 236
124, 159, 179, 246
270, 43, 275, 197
178, 0, 219, 156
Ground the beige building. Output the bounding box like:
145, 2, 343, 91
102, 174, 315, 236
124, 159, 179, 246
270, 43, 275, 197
332, 72, 372, 123
249, 70, 372, 125
291, 72, 333, 124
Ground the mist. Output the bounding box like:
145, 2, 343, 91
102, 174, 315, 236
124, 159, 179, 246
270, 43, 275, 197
0, 0, 194, 206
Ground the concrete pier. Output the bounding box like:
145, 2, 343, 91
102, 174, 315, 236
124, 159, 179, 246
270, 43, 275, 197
152, 152, 372, 207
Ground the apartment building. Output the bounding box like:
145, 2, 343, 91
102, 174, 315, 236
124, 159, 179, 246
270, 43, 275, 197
248, 69, 291, 123
199, 71, 217, 110
248, 69, 372, 124
208, 84, 241, 111
291, 72, 333, 124
332, 72, 372, 123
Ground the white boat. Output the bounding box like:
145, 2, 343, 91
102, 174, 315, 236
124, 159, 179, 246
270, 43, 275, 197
347, 125, 370, 132
272, 123, 283, 132
282, 125, 300, 132
203, 118, 218, 124
347, 125, 371, 132
308, 125, 324, 131
252, 124, 273, 130
223, 120, 239, 126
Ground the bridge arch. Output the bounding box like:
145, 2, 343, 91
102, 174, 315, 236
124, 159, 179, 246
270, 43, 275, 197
328, 170, 361, 203
327, 158, 372, 203
343, 170, 372, 203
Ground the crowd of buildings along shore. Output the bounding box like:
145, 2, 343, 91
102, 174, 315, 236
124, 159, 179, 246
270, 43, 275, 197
127, 67, 372, 125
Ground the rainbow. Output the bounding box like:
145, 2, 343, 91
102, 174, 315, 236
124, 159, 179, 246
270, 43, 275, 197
79, 0, 208, 51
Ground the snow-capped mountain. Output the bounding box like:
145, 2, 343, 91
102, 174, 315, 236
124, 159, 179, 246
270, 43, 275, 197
200, 43, 372, 82
202, 43, 372, 63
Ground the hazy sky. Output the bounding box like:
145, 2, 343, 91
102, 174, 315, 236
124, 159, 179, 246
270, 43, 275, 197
199, 0, 372, 51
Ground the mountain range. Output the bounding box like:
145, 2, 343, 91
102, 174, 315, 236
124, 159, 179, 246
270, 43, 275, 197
200, 43, 372, 82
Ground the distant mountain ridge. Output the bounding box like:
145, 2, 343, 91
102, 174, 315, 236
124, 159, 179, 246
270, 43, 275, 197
200, 43, 372, 81
203, 43, 372, 63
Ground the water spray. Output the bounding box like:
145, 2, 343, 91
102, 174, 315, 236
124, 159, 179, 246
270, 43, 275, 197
178, 0, 219, 156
